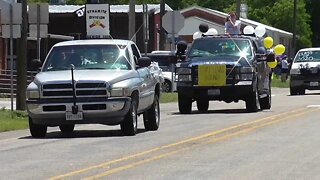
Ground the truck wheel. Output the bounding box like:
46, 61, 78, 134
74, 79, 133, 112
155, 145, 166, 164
260, 85, 271, 110
290, 86, 299, 95
121, 100, 138, 136
178, 93, 192, 114
299, 88, 305, 95
29, 117, 47, 138
245, 89, 260, 112
197, 99, 209, 112
162, 80, 171, 93
144, 95, 160, 131
59, 124, 75, 133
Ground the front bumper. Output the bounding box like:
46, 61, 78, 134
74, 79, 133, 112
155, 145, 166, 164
290, 74, 320, 90
177, 82, 254, 102
26, 97, 131, 126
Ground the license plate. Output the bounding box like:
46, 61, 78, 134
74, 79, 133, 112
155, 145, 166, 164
208, 89, 220, 96
66, 111, 83, 120
310, 82, 319, 87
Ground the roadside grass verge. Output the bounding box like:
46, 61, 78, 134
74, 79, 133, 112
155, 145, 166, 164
0, 108, 28, 132
160, 92, 178, 103
271, 76, 290, 88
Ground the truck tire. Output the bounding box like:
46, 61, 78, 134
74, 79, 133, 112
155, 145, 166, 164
299, 88, 306, 95
245, 89, 260, 112
162, 80, 171, 93
144, 95, 160, 131
29, 117, 47, 138
197, 99, 209, 112
178, 93, 192, 114
59, 124, 75, 133
290, 86, 299, 95
121, 100, 138, 136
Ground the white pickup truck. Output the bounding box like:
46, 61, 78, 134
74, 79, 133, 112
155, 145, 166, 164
26, 39, 162, 138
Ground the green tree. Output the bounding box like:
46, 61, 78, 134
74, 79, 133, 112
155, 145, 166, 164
306, 0, 320, 46
245, 0, 312, 48
202, 0, 234, 12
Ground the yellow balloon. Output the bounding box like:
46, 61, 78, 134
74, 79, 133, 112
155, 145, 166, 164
274, 44, 285, 55
263, 37, 273, 49
267, 60, 277, 69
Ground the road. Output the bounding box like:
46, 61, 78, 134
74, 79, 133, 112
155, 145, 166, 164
1, 88, 320, 180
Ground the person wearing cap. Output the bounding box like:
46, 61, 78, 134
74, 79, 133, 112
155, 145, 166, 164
225, 12, 241, 35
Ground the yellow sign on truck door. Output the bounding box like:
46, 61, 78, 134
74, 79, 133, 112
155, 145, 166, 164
198, 65, 226, 86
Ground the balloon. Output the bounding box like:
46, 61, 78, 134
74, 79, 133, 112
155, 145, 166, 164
255, 25, 266, 37
243, 25, 255, 35
263, 37, 273, 49
204, 28, 218, 36
199, 23, 209, 33
274, 44, 286, 55
267, 60, 277, 69
193, 32, 202, 40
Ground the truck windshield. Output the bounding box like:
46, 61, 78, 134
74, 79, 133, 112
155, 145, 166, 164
295, 50, 320, 62
42, 45, 132, 71
188, 38, 253, 61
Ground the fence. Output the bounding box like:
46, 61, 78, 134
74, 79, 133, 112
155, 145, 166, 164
0, 69, 37, 97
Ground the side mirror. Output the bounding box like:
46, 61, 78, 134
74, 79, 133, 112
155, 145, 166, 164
31, 59, 42, 70
176, 41, 188, 61
138, 57, 151, 67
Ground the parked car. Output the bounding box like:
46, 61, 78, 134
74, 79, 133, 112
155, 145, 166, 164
26, 39, 162, 138
290, 47, 320, 95
147, 51, 177, 92
175, 34, 273, 114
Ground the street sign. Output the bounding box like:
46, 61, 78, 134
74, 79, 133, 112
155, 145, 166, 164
162, 11, 184, 34
29, 24, 48, 38
28, 4, 49, 24
1, 25, 20, 38
86, 4, 110, 39
0, 3, 22, 25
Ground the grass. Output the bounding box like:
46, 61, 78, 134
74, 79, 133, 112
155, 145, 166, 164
160, 92, 178, 103
271, 76, 290, 88
0, 108, 28, 132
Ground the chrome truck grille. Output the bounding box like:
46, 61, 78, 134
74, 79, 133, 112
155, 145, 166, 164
42, 82, 109, 98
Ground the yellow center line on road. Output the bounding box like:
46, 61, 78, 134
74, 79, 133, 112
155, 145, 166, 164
49, 107, 310, 180
83, 108, 319, 179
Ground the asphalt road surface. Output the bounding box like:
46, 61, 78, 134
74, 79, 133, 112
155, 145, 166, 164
1, 88, 320, 180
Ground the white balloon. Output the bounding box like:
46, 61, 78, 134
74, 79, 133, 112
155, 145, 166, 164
255, 25, 266, 37
204, 28, 218, 36
193, 32, 202, 40
243, 25, 255, 35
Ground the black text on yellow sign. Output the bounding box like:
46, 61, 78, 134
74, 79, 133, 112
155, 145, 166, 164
198, 65, 227, 86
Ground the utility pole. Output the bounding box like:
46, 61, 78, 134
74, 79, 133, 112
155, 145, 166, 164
16, 0, 27, 110
236, 0, 241, 19
292, 0, 298, 55
129, 0, 136, 42
159, 0, 165, 50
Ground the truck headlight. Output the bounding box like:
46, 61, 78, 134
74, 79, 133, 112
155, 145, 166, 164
110, 88, 129, 97
177, 75, 192, 81
290, 68, 300, 75
26, 90, 40, 99
239, 67, 254, 80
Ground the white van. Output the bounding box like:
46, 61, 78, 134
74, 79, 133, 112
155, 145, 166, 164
290, 48, 320, 95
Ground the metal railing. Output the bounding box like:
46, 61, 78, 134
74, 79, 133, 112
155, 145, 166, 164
0, 69, 38, 97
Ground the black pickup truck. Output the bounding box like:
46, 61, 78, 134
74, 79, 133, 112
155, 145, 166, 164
175, 34, 273, 114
